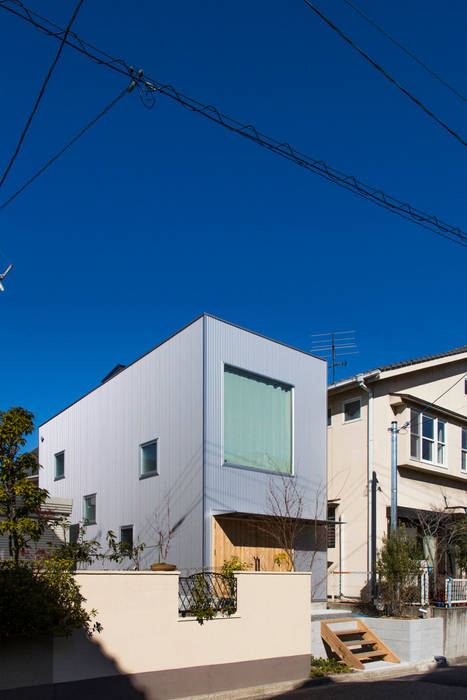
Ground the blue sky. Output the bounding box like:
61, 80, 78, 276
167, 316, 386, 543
0, 0, 465, 448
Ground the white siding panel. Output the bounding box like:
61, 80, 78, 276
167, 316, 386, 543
39, 318, 204, 571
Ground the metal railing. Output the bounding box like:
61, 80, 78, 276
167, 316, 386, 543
445, 578, 467, 607
178, 571, 237, 617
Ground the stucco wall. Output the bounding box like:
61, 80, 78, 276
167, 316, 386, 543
0, 571, 311, 696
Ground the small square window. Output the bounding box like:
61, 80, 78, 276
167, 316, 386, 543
343, 399, 361, 422
83, 494, 96, 524
327, 407, 332, 427
120, 525, 133, 549
140, 440, 158, 478
54, 451, 65, 480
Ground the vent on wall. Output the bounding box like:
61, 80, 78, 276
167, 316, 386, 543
101, 364, 126, 384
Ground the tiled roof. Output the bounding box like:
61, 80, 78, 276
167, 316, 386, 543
370, 345, 467, 374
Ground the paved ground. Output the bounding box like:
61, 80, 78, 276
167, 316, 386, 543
261, 664, 467, 699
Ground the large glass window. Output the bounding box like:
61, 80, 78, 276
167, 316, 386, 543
462, 428, 467, 473
224, 365, 292, 473
410, 410, 446, 466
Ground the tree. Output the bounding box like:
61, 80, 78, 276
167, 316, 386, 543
257, 475, 326, 573
0, 407, 50, 562
376, 526, 423, 617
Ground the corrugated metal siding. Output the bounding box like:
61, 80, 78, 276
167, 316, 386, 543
204, 316, 327, 597
39, 318, 204, 571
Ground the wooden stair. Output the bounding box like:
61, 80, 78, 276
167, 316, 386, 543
320, 618, 400, 670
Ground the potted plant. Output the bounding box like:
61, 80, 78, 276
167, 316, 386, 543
149, 500, 176, 571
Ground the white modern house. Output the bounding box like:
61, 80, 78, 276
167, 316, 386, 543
39, 314, 328, 598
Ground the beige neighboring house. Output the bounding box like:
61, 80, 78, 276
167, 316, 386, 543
327, 346, 467, 601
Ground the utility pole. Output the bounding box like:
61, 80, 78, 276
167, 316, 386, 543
390, 421, 398, 532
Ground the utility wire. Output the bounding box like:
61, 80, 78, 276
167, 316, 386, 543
0, 0, 84, 188
399, 371, 467, 432
1, 1, 467, 247
302, 0, 467, 149
0, 87, 131, 212
341, 0, 467, 104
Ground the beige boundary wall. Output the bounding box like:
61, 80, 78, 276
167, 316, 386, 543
0, 571, 311, 699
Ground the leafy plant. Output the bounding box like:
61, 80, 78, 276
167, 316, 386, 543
376, 525, 423, 617
0, 407, 51, 562
51, 525, 102, 568
220, 555, 249, 578
105, 529, 146, 570
190, 574, 216, 625
0, 558, 102, 640
310, 656, 353, 677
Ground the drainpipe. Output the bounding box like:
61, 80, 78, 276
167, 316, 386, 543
357, 374, 374, 597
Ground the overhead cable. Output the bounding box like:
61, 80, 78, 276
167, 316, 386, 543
1, 0, 466, 247
0, 86, 131, 212
341, 0, 467, 103
0, 0, 84, 188
302, 0, 467, 149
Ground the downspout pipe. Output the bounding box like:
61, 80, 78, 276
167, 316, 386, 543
357, 373, 375, 597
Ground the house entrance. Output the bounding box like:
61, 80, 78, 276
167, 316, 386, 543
212, 514, 290, 572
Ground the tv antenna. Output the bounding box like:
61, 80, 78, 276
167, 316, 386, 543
311, 330, 359, 383
0, 264, 13, 292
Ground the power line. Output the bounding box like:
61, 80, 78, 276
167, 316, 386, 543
0, 86, 131, 212
400, 372, 467, 433
341, 0, 467, 104
302, 0, 467, 149
0, 0, 84, 188
1, 2, 467, 247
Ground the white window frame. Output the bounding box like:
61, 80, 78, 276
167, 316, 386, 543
342, 398, 361, 424
83, 493, 96, 525
410, 410, 447, 468
461, 428, 467, 473
139, 438, 159, 479
54, 450, 65, 481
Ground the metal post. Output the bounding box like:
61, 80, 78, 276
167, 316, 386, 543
390, 421, 398, 532
371, 471, 377, 596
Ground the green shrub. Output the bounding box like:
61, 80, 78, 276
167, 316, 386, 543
310, 656, 353, 677
0, 559, 102, 640
220, 555, 250, 578
376, 526, 423, 617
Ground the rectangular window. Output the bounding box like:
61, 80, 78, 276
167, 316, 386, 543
54, 451, 65, 480
224, 365, 293, 474
140, 440, 158, 477
120, 525, 133, 549
327, 407, 332, 427
410, 410, 446, 466
343, 398, 361, 422
83, 494, 96, 524
327, 505, 337, 548
462, 428, 467, 473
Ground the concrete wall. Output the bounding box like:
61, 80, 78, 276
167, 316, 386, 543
0, 571, 311, 699
364, 617, 443, 662
431, 606, 467, 660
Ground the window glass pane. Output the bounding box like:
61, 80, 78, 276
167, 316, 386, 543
422, 416, 434, 440
141, 441, 157, 475
84, 494, 96, 523
410, 410, 419, 435
410, 435, 419, 459
55, 452, 64, 479
224, 366, 292, 473
462, 451, 467, 472
121, 526, 133, 548
422, 438, 433, 462
437, 421, 445, 444
344, 399, 361, 422
327, 407, 332, 426
437, 444, 445, 464
462, 429, 467, 451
